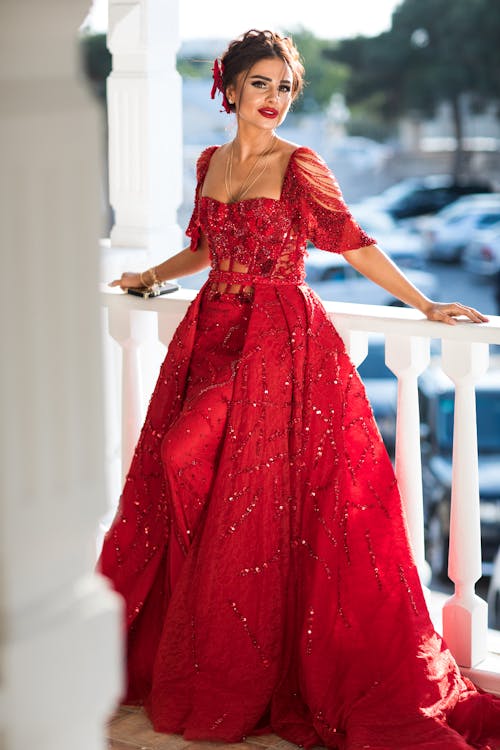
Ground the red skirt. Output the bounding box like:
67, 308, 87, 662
98, 282, 500, 750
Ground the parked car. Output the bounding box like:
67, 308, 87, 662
356, 335, 397, 454
423, 206, 500, 262
362, 175, 493, 221
348, 204, 426, 269
419, 366, 500, 579
416, 193, 500, 236
463, 221, 500, 277
305, 249, 438, 305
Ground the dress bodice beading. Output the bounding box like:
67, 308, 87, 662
207, 268, 304, 287
186, 145, 376, 295
199, 195, 305, 294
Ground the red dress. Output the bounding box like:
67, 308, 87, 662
98, 146, 500, 749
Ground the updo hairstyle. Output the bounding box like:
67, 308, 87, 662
221, 30, 305, 112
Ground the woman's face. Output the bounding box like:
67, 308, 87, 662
227, 57, 293, 131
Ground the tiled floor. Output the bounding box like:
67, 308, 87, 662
107, 706, 298, 750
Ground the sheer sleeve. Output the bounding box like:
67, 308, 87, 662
291, 147, 376, 253
186, 146, 218, 252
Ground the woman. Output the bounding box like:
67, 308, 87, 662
100, 29, 500, 750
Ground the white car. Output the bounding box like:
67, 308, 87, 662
415, 193, 500, 235
361, 176, 493, 221
463, 221, 500, 277
349, 204, 426, 269
424, 199, 500, 261
305, 249, 437, 306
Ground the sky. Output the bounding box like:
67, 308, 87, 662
84, 0, 402, 40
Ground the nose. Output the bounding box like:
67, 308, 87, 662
266, 85, 280, 102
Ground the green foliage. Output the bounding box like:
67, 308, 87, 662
79, 32, 111, 103
326, 0, 500, 122
177, 58, 213, 79
472, 0, 500, 100
284, 28, 350, 113
324, 0, 500, 172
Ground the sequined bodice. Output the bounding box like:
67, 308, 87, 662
200, 195, 304, 285
186, 145, 375, 295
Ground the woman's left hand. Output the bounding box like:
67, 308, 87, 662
421, 301, 489, 326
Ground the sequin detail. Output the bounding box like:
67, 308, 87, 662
98, 145, 500, 750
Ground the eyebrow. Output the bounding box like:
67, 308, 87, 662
249, 74, 292, 84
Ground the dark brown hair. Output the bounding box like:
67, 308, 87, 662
221, 30, 305, 112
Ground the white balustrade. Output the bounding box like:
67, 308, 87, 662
100, 290, 500, 694
441, 340, 490, 668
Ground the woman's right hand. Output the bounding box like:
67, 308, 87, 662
108, 272, 143, 290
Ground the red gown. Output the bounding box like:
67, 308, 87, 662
98, 146, 500, 749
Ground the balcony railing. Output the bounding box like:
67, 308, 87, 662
100, 285, 500, 695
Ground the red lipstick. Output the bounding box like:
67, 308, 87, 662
258, 108, 279, 118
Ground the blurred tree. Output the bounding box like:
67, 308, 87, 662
325, 0, 500, 177
473, 0, 500, 105
177, 58, 213, 79
284, 28, 349, 113
79, 32, 111, 103
78, 32, 113, 232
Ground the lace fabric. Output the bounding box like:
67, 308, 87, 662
98, 146, 500, 750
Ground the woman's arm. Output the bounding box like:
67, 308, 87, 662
109, 234, 211, 290
343, 243, 488, 325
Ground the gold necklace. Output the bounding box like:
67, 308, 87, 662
225, 136, 277, 203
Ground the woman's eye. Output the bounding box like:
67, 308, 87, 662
280, 85, 291, 93
251, 81, 266, 88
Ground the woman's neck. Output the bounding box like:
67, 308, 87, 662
232, 125, 276, 161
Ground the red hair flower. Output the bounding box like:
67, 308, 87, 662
211, 58, 231, 114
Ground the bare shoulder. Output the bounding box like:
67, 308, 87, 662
275, 139, 321, 168
201, 143, 225, 169
275, 138, 300, 159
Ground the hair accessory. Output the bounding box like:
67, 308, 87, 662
211, 58, 231, 114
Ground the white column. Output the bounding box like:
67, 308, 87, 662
385, 335, 431, 585
107, 0, 183, 264
0, 2, 123, 748
441, 340, 489, 668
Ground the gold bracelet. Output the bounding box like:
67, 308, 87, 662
149, 266, 161, 286
139, 271, 149, 288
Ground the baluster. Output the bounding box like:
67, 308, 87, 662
385, 335, 431, 585
158, 309, 182, 351
441, 340, 489, 668
335, 327, 368, 367
108, 304, 152, 481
